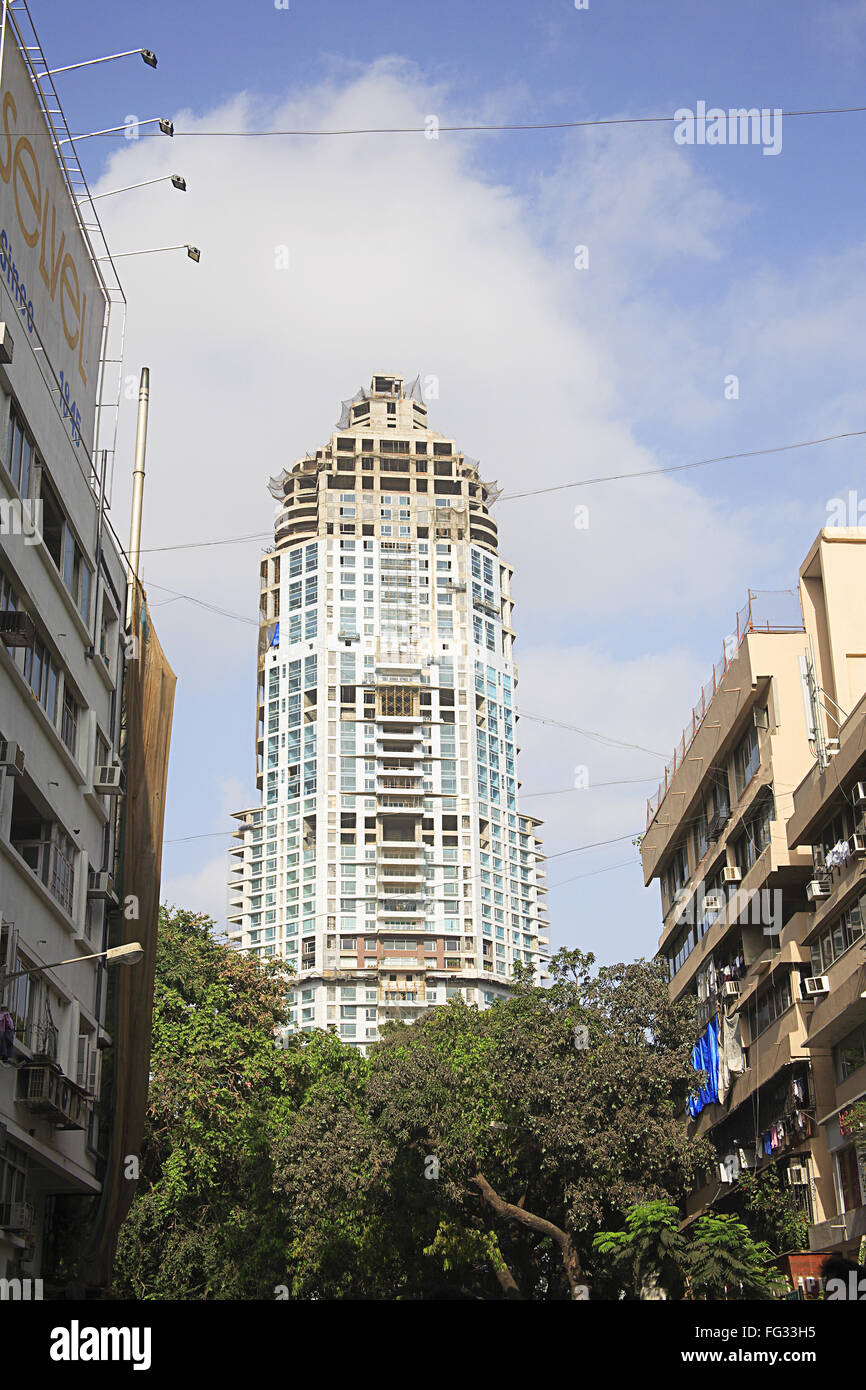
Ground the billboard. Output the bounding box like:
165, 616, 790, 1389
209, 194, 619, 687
0, 11, 105, 455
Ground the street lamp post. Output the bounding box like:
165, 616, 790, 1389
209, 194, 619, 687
0, 942, 144, 987
90, 174, 187, 200
57, 117, 174, 147
42, 49, 158, 77
98, 244, 201, 262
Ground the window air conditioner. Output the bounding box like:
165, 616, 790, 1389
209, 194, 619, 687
93, 765, 125, 795
0, 1201, 34, 1232
853, 782, 866, 807
0, 740, 25, 775
723, 867, 742, 884
787, 1164, 809, 1186
703, 893, 724, 912
87, 873, 116, 903
803, 975, 830, 996
753, 707, 769, 730
852, 833, 866, 859
806, 880, 830, 903
723, 980, 741, 997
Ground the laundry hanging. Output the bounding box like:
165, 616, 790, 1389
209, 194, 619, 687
687, 1015, 721, 1117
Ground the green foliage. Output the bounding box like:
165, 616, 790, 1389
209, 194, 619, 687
734, 1166, 808, 1254
271, 946, 714, 1299
594, 1201, 789, 1301
113, 906, 302, 1299
115, 928, 751, 1301
687, 1213, 788, 1300
594, 1200, 687, 1298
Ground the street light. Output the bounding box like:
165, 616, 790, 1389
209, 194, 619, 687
90, 174, 187, 200
42, 49, 158, 77
98, 243, 201, 262
57, 117, 174, 147
0, 942, 144, 985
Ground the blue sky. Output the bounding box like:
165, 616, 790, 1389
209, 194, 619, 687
34, 0, 866, 964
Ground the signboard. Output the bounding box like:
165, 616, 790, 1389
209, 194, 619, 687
0, 12, 104, 453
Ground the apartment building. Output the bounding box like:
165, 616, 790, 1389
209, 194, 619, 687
641, 529, 866, 1256
0, 4, 173, 1293
784, 531, 866, 1258
228, 373, 549, 1043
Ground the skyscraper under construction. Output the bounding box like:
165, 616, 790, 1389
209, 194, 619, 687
228, 374, 549, 1043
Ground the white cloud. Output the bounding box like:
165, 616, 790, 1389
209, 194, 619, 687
86, 59, 866, 954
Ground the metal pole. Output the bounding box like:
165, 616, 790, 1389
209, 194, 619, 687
126, 367, 150, 626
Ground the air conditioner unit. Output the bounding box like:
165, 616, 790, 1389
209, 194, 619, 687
853, 782, 866, 807
803, 975, 830, 997
787, 1164, 809, 1186
0, 609, 35, 648
93, 765, 124, 795
723, 867, 742, 884
723, 980, 741, 997
703, 893, 724, 912
0, 740, 25, 775
852, 834, 866, 859
87, 872, 116, 903
753, 707, 769, 730
0, 1201, 34, 1232
806, 880, 830, 903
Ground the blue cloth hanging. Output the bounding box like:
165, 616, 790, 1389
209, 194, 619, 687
687, 1015, 720, 1117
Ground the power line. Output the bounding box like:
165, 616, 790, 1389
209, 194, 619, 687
140, 532, 271, 554
522, 777, 660, 798
547, 831, 641, 861
145, 581, 258, 625
135, 428, 863, 555
548, 857, 639, 890
499, 430, 866, 501
54, 104, 866, 139
166, 826, 642, 856
519, 711, 667, 759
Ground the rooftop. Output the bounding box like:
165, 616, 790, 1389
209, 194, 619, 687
646, 589, 804, 829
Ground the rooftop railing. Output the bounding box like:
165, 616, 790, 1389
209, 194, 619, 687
646, 590, 804, 829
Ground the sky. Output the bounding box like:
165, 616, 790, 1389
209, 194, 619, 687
32, 0, 866, 965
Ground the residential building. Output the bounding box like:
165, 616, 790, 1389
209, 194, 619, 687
0, 4, 173, 1293
784, 530, 866, 1259
228, 373, 549, 1043
641, 529, 866, 1257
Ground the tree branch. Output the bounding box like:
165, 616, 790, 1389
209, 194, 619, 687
471, 1172, 585, 1298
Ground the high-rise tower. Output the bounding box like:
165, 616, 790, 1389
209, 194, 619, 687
227, 374, 549, 1044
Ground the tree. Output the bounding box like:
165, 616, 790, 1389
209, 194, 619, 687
593, 1201, 687, 1299
594, 1201, 789, 1300
271, 948, 713, 1299
686, 1213, 789, 1300
113, 906, 302, 1299
733, 1166, 808, 1255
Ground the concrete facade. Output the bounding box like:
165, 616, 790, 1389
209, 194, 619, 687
228, 374, 549, 1044
641, 530, 866, 1255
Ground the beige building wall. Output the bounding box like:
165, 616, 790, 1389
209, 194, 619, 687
642, 528, 866, 1252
